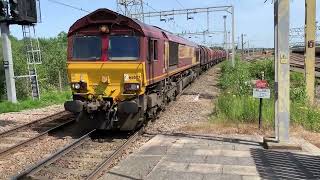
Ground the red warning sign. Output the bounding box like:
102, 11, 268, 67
255, 80, 269, 89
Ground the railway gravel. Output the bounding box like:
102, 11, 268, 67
0, 105, 64, 133
145, 66, 221, 134
0, 135, 72, 179
33, 137, 128, 179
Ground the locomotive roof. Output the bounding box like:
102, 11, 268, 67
68, 8, 198, 47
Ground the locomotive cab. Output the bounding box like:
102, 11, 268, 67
65, 9, 148, 130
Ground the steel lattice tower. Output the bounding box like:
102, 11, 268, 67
116, 0, 144, 22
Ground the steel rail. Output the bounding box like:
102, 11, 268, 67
0, 119, 75, 158
86, 128, 144, 180
12, 129, 96, 180
0, 110, 70, 138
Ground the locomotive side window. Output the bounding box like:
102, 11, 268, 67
72, 36, 102, 60
153, 40, 158, 60
108, 36, 139, 60
148, 39, 158, 61
169, 41, 179, 66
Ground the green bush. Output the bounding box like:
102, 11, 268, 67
215, 58, 320, 132
215, 93, 274, 126
0, 32, 68, 101
219, 58, 274, 96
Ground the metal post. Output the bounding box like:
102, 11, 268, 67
223, 15, 227, 53
231, 6, 235, 67
58, 70, 62, 92
241, 34, 244, 59
304, 0, 316, 105
228, 31, 231, 61
274, 0, 290, 142
207, 10, 210, 32
248, 40, 250, 56
259, 98, 263, 129
140, 0, 145, 22
1, 23, 17, 103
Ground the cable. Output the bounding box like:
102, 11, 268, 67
173, 0, 206, 33
47, 0, 90, 13
142, 2, 158, 12
142, 1, 186, 33
174, 0, 185, 9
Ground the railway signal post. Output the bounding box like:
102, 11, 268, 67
1, 22, 17, 103
304, 0, 316, 105
0, 0, 39, 102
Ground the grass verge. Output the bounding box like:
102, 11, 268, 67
213, 58, 320, 132
0, 91, 71, 114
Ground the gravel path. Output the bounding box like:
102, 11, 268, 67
0, 105, 64, 133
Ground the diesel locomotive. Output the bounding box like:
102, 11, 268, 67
64, 9, 226, 131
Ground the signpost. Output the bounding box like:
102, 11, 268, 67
253, 88, 271, 99
253, 78, 270, 129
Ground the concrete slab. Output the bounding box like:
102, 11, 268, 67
146, 169, 204, 180
202, 174, 243, 180
100, 134, 320, 180
103, 156, 163, 180
263, 137, 302, 150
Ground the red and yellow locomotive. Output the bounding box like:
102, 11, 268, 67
64, 9, 226, 131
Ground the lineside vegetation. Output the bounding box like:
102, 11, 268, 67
0, 32, 71, 113
0, 91, 70, 114
0, 32, 69, 100
213, 58, 320, 132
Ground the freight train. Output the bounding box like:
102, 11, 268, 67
64, 9, 226, 131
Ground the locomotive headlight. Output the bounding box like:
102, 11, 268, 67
124, 83, 140, 91
100, 25, 109, 33
72, 83, 81, 90
71, 82, 87, 92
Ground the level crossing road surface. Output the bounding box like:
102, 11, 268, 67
102, 134, 320, 180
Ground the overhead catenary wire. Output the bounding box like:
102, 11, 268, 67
142, 1, 158, 12
47, 0, 90, 13
142, 1, 185, 33
170, 0, 208, 37
174, 0, 185, 9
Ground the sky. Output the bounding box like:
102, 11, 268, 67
9, 0, 320, 48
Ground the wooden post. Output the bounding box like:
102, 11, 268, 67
304, 0, 316, 105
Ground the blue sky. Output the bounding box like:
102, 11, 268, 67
10, 0, 320, 48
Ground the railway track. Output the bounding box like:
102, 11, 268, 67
0, 111, 73, 158
290, 53, 320, 70
290, 53, 320, 77
14, 128, 143, 179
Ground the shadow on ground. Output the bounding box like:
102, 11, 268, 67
0, 120, 17, 127
251, 148, 320, 179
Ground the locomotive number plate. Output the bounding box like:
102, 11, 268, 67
124, 73, 142, 82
